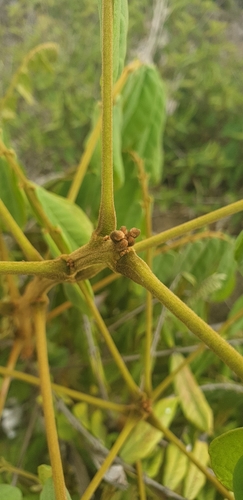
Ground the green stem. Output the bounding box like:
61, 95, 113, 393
0, 458, 40, 484
80, 413, 139, 500
134, 199, 243, 252
33, 300, 67, 500
0, 365, 130, 413
0, 259, 67, 278
116, 252, 243, 381
96, 0, 116, 236
0, 199, 43, 261
148, 413, 233, 499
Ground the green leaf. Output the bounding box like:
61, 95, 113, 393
34, 185, 93, 252
163, 443, 188, 490
183, 440, 209, 500
0, 485, 23, 500
233, 454, 243, 500
113, 99, 125, 188
120, 397, 178, 463
209, 427, 243, 490
113, 0, 129, 82
143, 447, 164, 478
0, 157, 26, 230
122, 65, 166, 183
40, 477, 71, 500
171, 353, 213, 433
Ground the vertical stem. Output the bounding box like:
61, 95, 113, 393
132, 152, 153, 395
136, 461, 147, 500
33, 300, 67, 500
96, 0, 116, 236
78, 281, 141, 396
0, 339, 23, 416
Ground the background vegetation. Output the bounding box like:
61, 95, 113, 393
1, 0, 243, 499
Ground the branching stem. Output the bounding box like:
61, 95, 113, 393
134, 199, 243, 252
33, 300, 67, 500
116, 252, 243, 381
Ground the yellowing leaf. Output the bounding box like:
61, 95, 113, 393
120, 397, 178, 464
73, 402, 90, 430
171, 353, 213, 433
183, 440, 209, 500
163, 443, 188, 490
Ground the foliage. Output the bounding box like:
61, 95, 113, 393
1, 1, 243, 500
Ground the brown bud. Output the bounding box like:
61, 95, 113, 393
110, 230, 125, 243
116, 238, 128, 252
129, 227, 141, 239
120, 225, 128, 235
127, 235, 135, 247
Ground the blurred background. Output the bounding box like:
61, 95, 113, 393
1, 0, 243, 230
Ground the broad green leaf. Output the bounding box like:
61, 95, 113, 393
171, 353, 213, 433
183, 440, 209, 499
120, 397, 178, 463
163, 443, 188, 490
209, 427, 243, 490
40, 477, 71, 500
113, 0, 129, 82
122, 65, 166, 183
143, 447, 164, 478
233, 454, 243, 500
56, 412, 77, 441
0, 157, 26, 229
38, 464, 52, 485
34, 185, 93, 252
0, 484, 22, 500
